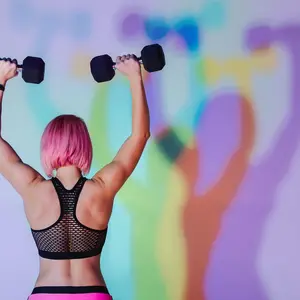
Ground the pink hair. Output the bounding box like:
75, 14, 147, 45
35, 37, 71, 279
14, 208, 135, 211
41, 114, 93, 177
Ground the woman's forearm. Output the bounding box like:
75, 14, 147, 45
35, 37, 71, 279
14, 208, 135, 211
0, 61, 18, 138
129, 75, 150, 138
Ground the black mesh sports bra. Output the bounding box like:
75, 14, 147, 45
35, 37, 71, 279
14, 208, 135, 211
31, 176, 108, 260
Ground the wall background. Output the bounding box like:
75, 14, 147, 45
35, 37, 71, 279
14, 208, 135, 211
0, 0, 299, 299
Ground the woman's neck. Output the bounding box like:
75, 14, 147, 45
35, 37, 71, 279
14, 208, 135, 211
55, 166, 82, 188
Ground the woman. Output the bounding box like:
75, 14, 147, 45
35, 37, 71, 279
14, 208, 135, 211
0, 55, 150, 300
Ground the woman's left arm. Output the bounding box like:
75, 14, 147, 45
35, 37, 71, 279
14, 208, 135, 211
0, 60, 43, 196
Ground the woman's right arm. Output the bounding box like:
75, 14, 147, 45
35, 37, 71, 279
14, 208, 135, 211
93, 55, 150, 197
0, 61, 43, 196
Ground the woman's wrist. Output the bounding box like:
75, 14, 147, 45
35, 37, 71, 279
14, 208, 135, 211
128, 73, 142, 83
0, 82, 5, 92
0, 77, 7, 87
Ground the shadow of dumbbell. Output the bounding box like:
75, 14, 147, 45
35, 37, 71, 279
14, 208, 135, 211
118, 1, 226, 53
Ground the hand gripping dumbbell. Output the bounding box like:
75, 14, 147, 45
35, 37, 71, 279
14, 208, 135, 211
0, 56, 45, 84
90, 44, 166, 83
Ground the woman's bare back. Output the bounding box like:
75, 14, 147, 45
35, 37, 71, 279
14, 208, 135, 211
22, 177, 113, 287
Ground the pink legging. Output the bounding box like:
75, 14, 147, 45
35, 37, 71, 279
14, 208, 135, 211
28, 294, 112, 300
28, 286, 112, 300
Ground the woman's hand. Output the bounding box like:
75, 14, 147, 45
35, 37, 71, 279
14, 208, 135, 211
0, 59, 18, 85
115, 54, 141, 80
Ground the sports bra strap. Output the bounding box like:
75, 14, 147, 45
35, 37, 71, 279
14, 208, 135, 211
51, 176, 87, 196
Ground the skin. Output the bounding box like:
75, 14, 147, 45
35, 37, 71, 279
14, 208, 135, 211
0, 55, 150, 288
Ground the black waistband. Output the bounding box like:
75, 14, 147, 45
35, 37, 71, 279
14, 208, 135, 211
32, 286, 109, 294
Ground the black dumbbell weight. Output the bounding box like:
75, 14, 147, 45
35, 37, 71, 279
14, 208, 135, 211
0, 56, 45, 84
141, 44, 165, 72
90, 44, 166, 83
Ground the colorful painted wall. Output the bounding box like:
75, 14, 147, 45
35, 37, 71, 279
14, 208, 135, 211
0, 0, 299, 299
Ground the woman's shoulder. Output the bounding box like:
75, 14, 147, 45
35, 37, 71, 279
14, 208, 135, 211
24, 178, 55, 200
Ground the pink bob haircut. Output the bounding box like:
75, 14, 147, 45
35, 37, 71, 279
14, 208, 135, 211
41, 114, 93, 177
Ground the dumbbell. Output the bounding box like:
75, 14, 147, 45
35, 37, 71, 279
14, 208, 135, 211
0, 56, 45, 84
90, 44, 166, 83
